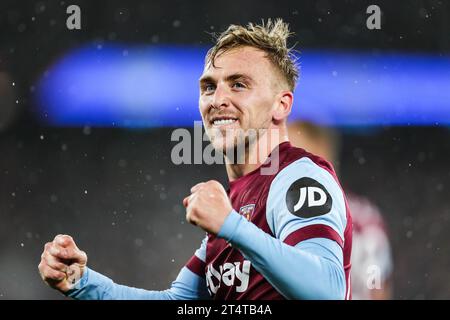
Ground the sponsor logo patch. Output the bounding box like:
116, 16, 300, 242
286, 177, 332, 218
206, 260, 251, 295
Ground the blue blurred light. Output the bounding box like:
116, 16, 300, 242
35, 43, 450, 127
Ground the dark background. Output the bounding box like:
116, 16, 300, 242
0, 0, 449, 299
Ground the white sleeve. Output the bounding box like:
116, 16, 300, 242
266, 157, 347, 247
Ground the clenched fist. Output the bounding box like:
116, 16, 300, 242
38, 234, 87, 293
183, 180, 233, 235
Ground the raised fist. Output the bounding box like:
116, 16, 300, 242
184, 180, 233, 235
38, 234, 87, 293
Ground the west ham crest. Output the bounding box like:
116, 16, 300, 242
239, 204, 255, 221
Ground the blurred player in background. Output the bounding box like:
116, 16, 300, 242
288, 121, 393, 299
38, 19, 352, 300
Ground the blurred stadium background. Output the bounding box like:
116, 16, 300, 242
0, 0, 450, 299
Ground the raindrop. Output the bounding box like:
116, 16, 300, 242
50, 194, 58, 203
18, 24, 26, 32
83, 126, 91, 135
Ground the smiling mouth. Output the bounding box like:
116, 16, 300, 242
210, 116, 239, 126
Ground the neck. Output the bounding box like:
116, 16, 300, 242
225, 127, 289, 181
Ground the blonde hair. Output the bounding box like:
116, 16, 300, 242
205, 18, 299, 91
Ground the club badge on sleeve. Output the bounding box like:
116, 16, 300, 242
239, 204, 256, 221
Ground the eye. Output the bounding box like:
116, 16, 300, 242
203, 83, 216, 94
232, 82, 246, 89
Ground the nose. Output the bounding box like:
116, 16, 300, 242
210, 83, 230, 110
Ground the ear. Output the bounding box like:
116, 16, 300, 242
273, 91, 294, 123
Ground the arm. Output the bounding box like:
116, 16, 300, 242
66, 236, 210, 300
218, 211, 345, 300
39, 234, 210, 300
218, 157, 348, 300
66, 265, 209, 300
